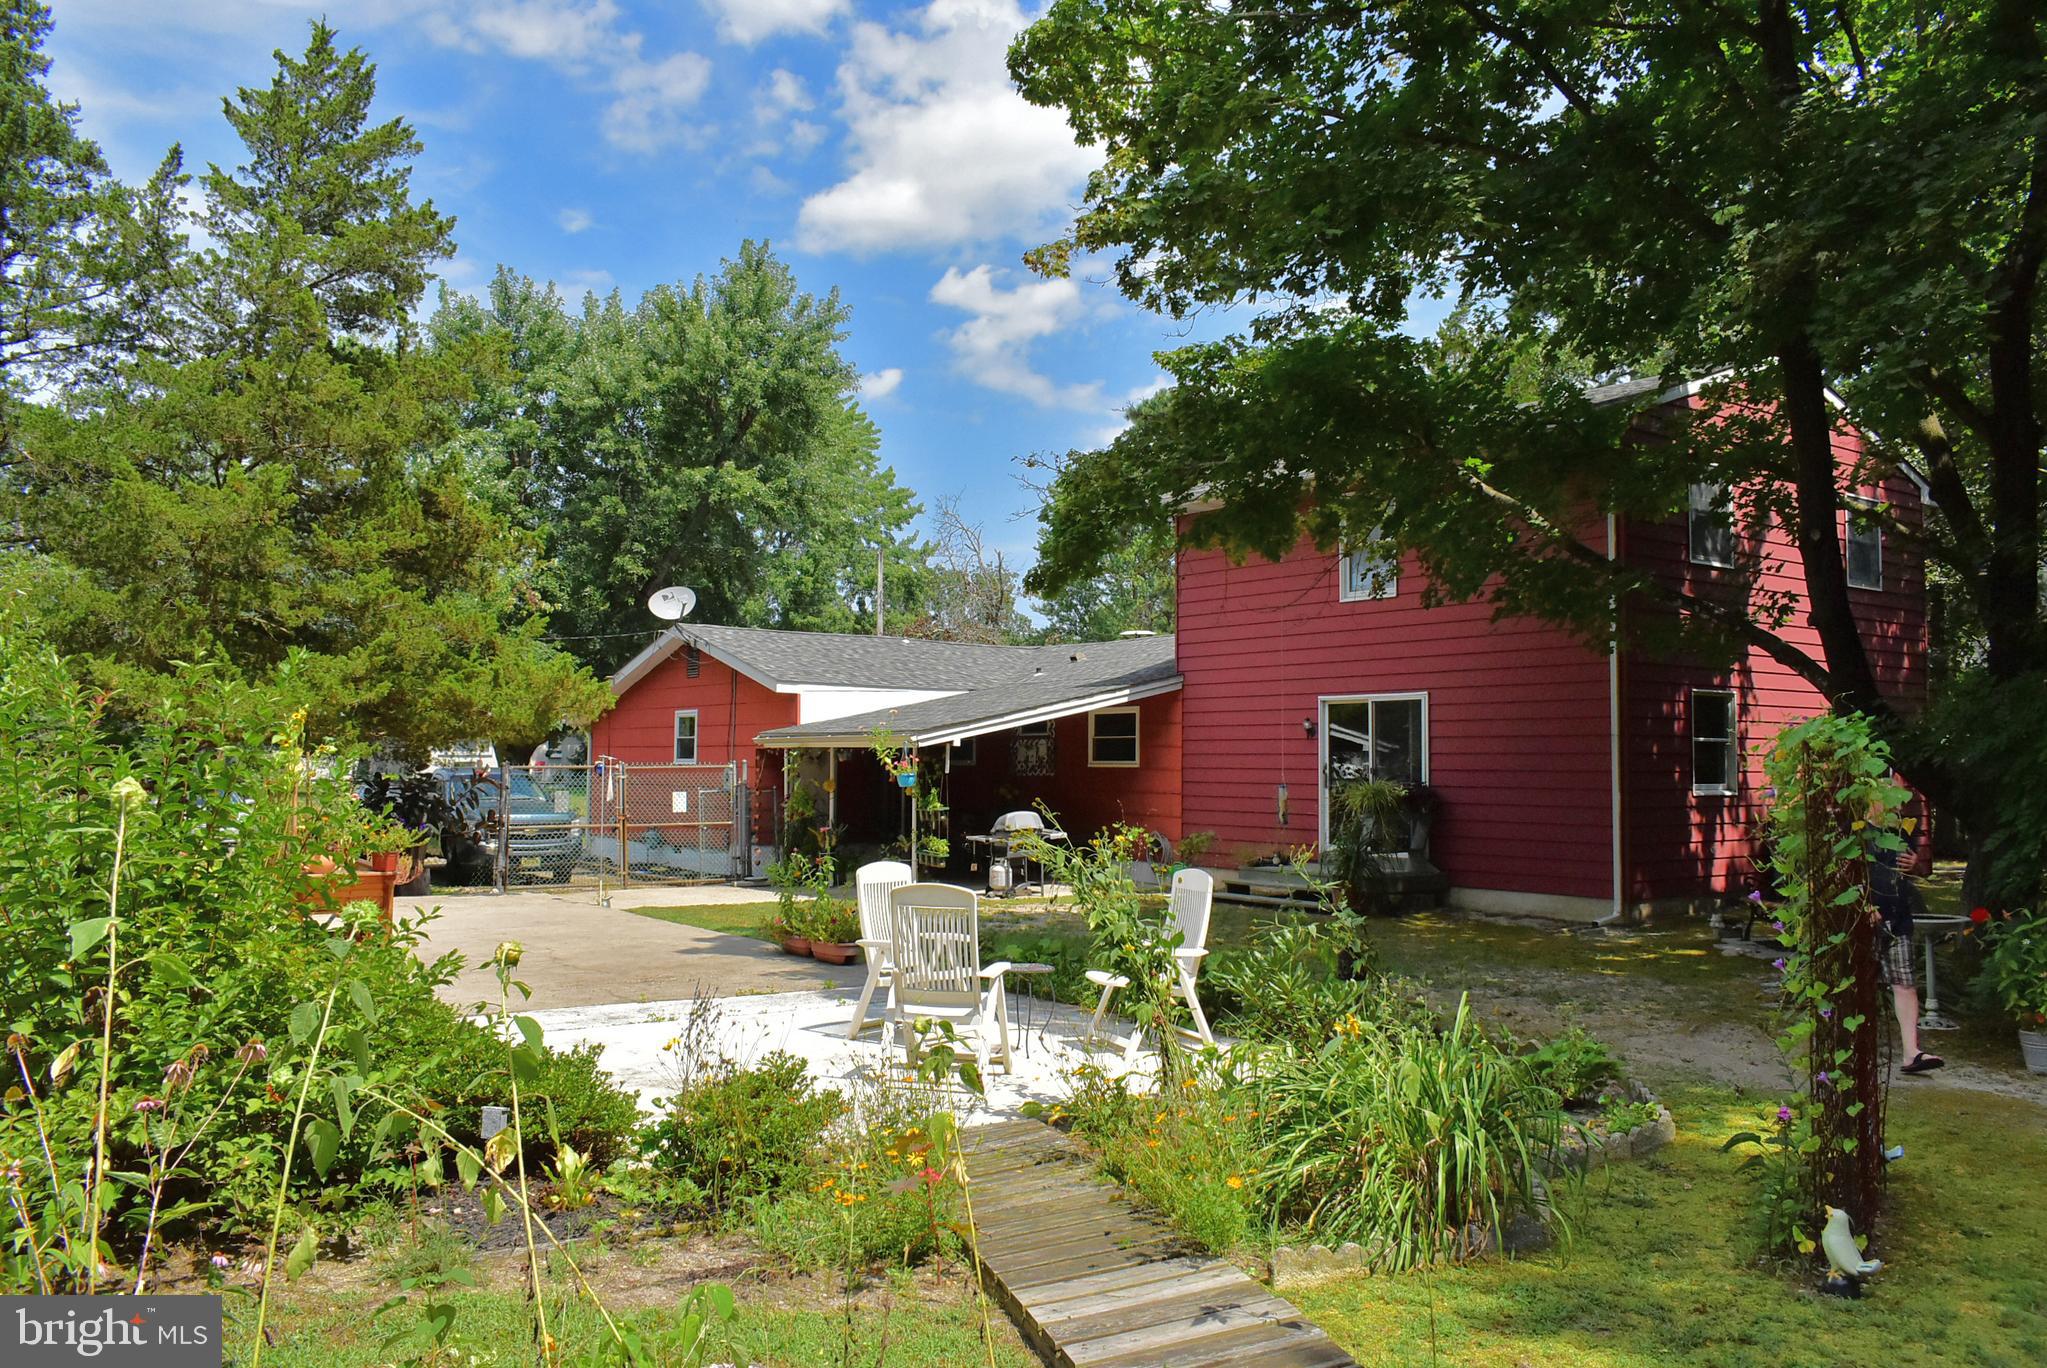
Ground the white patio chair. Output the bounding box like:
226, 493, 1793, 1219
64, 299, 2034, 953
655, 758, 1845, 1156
847, 860, 913, 1039
1085, 867, 1215, 1061
885, 882, 1013, 1077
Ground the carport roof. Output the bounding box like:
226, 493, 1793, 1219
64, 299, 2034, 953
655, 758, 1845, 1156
752, 634, 1180, 749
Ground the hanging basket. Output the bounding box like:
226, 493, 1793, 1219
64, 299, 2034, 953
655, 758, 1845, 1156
896, 771, 917, 788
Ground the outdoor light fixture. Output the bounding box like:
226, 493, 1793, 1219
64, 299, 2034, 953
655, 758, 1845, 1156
1302, 717, 1317, 737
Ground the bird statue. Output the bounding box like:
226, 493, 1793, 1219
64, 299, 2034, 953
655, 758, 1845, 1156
1818, 1205, 1882, 1297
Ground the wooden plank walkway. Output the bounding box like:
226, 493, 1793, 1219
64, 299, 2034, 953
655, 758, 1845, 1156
963, 1119, 1357, 1367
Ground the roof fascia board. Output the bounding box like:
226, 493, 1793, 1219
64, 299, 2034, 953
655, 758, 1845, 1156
753, 675, 1183, 750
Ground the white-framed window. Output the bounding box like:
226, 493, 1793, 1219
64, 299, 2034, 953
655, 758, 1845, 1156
673, 709, 699, 765
1690, 689, 1738, 796
952, 737, 977, 766
1088, 708, 1141, 767
1688, 483, 1736, 567
1844, 500, 1883, 590
1338, 537, 1399, 601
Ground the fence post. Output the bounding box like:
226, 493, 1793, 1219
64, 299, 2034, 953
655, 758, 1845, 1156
493, 779, 508, 894
616, 762, 631, 888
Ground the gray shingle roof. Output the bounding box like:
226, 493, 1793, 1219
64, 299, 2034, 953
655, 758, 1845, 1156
756, 634, 1180, 746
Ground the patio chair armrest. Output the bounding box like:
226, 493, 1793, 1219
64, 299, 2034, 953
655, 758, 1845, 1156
979, 961, 1015, 980
856, 938, 891, 952
1173, 947, 1209, 962
1084, 968, 1131, 989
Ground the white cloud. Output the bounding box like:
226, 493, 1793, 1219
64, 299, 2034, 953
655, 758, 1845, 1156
704, 0, 848, 46
557, 207, 595, 233
929, 264, 1104, 410
761, 68, 814, 116
787, 119, 827, 154
750, 165, 795, 196
859, 366, 905, 400
425, 2, 712, 153
603, 51, 714, 151
796, 0, 1097, 255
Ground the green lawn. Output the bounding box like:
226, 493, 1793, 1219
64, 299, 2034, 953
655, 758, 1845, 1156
233, 1278, 1036, 1367
1295, 1082, 2047, 1368
629, 901, 780, 941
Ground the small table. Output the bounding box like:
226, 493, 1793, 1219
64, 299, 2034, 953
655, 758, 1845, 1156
1002, 962, 1056, 1057
1914, 914, 1969, 1031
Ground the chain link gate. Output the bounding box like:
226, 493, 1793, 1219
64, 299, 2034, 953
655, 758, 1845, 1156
490, 761, 749, 890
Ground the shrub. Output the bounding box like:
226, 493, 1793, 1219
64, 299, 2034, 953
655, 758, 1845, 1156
752, 1115, 963, 1272
1980, 907, 2047, 1029
641, 1052, 844, 1215
981, 931, 1093, 1006
1250, 997, 1561, 1268
1522, 1026, 1621, 1106
1205, 919, 1424, 1053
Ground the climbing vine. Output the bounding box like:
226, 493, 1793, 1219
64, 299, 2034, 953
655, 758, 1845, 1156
1752, 713, 1909, 1254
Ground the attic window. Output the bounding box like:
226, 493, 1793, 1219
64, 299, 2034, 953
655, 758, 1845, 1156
1339, 534, 1399, 601
685, 645, 701, 679
1845, 500, 1882, 590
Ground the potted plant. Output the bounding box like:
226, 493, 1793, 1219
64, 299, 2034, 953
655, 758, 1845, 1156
808, 897, 863, 964
1982, 908, 2047, 1073
361, 769, 470, 894
918, 834, 951, 871
766, 909, 809, 957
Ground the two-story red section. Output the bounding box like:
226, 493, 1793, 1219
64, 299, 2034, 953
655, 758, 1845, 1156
1176, 382, 1929, 919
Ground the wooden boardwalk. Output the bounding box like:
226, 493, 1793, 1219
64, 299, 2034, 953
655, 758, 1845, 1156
963, 1119, 1357, 1367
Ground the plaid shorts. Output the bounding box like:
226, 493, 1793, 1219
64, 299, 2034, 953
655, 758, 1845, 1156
1880, 930, 1917, 991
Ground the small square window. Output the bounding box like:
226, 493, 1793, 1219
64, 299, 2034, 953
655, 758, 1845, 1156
952, 737, 977, 767
1088, 709, 1140, 767
1845, 504, 1882, 590
1339, 539, 1399, 601
1690, 690, 1737, 796
1689, 484, 1736, 567
673, 710, 699, 765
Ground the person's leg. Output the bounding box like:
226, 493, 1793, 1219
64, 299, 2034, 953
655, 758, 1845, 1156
1893, 982, 1921, 1061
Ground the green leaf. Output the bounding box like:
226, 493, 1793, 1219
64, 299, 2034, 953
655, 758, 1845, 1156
151, 952, 195, 988
329, 1074, 356, 1139
454, 1147, 480, 1190
480, 1187, 506, 1226
68, 917, 111, 959
288, 999, 320, 1045
286, 1224, 317, 1280
513, 1015, 544, 1052
510, 1044, 544, 1087
305, 1118, 341, 1177
957, 1058, 984, 1096
345, 978, 379, 1026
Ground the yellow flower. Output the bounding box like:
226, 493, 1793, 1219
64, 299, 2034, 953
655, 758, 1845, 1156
1226, 1175, 1244, 1190
1146, 1138, 1161, 1149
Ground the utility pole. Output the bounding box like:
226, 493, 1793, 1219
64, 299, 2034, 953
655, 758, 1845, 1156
875, 544, 885, 637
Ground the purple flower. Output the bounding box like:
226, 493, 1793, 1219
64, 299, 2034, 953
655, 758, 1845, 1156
1747, 890, 1764, 904
1771, 920, 1785, 933
210, 1254, 231, 1270
1776, 1105, 1793, 1123
1819, 1006, 1833, 1019
134, 1096, 164, 1113
1772, 958, 1787, 971
1817, 1071, 1831, 1085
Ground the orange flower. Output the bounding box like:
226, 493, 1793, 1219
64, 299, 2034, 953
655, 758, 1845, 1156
1226, 1175, 1244, 1190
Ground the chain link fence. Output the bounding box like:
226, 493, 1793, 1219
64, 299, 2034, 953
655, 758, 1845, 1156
483, 762, 749, 890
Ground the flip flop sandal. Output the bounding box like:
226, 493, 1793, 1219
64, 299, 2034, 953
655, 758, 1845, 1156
1901, 1052, 1945, 1074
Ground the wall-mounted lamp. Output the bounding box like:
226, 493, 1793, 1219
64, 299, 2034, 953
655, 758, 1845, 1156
1301, 717, 1317, 738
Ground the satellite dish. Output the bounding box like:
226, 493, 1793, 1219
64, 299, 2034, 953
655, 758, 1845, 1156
648, 586, 697, 621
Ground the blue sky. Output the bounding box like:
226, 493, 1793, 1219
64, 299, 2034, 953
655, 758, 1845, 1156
45, 0, 1244, 572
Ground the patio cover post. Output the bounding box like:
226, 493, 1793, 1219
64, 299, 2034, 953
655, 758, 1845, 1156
827, 748, 837, 832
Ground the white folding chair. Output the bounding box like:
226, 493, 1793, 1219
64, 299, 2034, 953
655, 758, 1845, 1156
886, 882, 1013, 1076
1086, 867, 1216, 1061
847, 860, 912, 1038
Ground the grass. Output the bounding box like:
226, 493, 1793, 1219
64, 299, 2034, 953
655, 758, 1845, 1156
1294, 1082, 2047, 1368
629, 901, 780, 942
232, 1275, 1037, 1366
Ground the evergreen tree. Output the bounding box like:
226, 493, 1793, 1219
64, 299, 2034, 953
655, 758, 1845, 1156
7, 21, 606, 756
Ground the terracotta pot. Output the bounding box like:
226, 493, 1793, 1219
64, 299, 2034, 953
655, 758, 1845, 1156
810, 941, 860, 965
780, 936, 812, 957
367, 850, 401, 875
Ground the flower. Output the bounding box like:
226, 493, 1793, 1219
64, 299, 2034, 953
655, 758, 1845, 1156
1776, 1105, 1794, 1124
1816, 1070, 1831, 1085
1819, 1006, 1833, 1019
493, 941, 524, 970
134, 1096, 164, 1113
235, 1039, 267, 1066
1772, 958, 1787, 972
1971, 907, 1991, 924
111, 776, 148, 811
210, 1253, 231, 1270
1747, 890, 1764, 904
1225, 1175, 1244, 1190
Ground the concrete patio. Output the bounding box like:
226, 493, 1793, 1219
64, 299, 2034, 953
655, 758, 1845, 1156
524, 985, 1154, 1123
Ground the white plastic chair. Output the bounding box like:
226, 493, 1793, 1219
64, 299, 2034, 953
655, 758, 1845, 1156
847, 860, 913, 1038
885, 882, 1013, 1077
1085, 867, 1215, 1061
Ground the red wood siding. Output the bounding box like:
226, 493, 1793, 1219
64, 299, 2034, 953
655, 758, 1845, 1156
1176, 530, 1615, 903
589, 648, 796, 781
1621, 406, 1930, 900
935, 692, 1182, 845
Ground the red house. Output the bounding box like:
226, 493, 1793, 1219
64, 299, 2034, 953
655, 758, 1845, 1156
595, 625, 1181, 871
595, 380, 1926, 919
1175, 377, 1929, 920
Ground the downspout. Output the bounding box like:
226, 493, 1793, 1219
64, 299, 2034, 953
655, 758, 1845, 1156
1607, 513, 1625, 922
